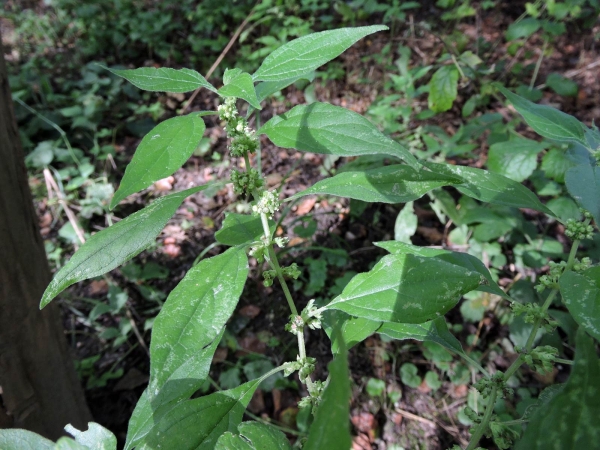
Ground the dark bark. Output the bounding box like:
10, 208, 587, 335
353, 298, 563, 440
0, 33, 92, 439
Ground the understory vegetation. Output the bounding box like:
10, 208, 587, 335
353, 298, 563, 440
1, 0, 600, 449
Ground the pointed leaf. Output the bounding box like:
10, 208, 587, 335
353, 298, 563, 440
376, 241, 508, 299
111, 114, 206, 208
424, 161, 554, 215
565, 162, 600, 225
323, 310, 382, 354
288, 165, 460, 203
219, 70, 261, 110
105, 66, 218, 93
253, 25, 388, 82
40, 186, 208, 308
260, 102, 418, 169
140, 379, 262, 450
559, 267, 600, 342
0, 429, 54, 450
499, 86, 588, 145
304, 335, 351, 450
150, 247, 248, 395
325, 253, 483, 323
216, 422, 292, 450
215, 433, 253, 450
255, 72, 315, 103
64, 423, 117, 450
428, 65, 459, 113
516, 330, 600, 449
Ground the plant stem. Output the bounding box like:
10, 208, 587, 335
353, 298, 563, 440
465, 385, 498, 450
267, 246, 299, 316
244, 410, 306, 437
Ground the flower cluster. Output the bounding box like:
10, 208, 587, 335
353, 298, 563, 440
474, 371, 512, 399
511, 302, 557, 332
252, 190, 280, 219
535, 260, 567, 292
565, 218, 594, 240
263, 263, 301, 287
218, 97, 259, 158
283, 355, 316, 383
248, 237, 270, 263
517, 345, 558, 374
230, 168, 263, 197
285, 314, 305, 335
298, 380, 325, 413
301, 299, 323, 331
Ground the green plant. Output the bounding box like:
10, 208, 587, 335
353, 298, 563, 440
2, 24, 600, 450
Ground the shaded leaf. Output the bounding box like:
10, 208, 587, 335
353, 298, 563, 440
255, 72, 315, 103
215, 213, 270, 247
487, 137, 546, 182
565, 163, 600, 225
324, 253, 483, 324
0, 429, 54, 450
288, 165, 460, 203
323, 310, 382, 355
424, 161, 554, 215
394, 201, 417, 243
105, 66, 217, 93
41, 186, 209, 308
559, 267, 600, 342
546, 73, 578, 97
253, 25, 387, 82
499, 86, 588, 146
505, 18, 541, 40
64, 422, 117, 450
516, 330, 600, 449
111, 114, 206, 208
260, 102, 418, 169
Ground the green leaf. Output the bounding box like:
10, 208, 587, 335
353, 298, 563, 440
216, 422, 291, 450
559, 267, 600, 342
255, 72, 315, 103
546, 73, 578, 97
54, 438, 88, 450
505, 18, 541, 40
498, 86, 588, 146
304, 336, 351, 450
547, 197, 581, 222
105, 66, 218, 93
287, 165, 460, 203
0, 429, 54, 450
140, 380, 262, 450
219, 70, 261, 110
40, 186, 208, 308
149, 247, 248, 398
487, 137, 546, 182
400, 363, 422, 388
64, 423, 117, 450
394, 201, 418, 243
110, 114, 206, 208
516, 329, 600, 449
378, 317, 463, 354
424, 161, 554, 216
325, 253, 483, 323
428, 65, 459, 113
259, 102, 418, 169
565, 163, 600, 225
253, 25, 388, 82
215, 213, 268, 246
541, 147, 577, 183
323, 310, 382, 354
375, 240, 507, 299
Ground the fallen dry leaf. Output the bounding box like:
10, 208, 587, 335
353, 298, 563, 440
295, 197, 317, 215
154, 176, 175, 191
239, 305, 261, 319
163, 243, 181, 258
351, 412, 376, 433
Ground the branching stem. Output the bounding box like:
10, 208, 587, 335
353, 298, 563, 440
465, 385, 498, 450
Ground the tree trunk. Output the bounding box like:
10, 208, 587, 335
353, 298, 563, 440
0, 33, 92, 439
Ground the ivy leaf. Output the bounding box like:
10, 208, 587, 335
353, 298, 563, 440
259, 102, 418, 169
287, 165, 460, 203
425, 161, 554, 216
216, 422, 292, 450
324, 253, 483, 324
40, 186, 209, 309
111, 114, 207, 208
104, 66, 218, 93
428, 65, 459, 113
304, 333, 351, 450
498, 86, 588, 146
0, 430, 54, 450
218, 70, 261, 110
140, 380, 262, 450
487, 137, 546, 182
215, 213, 271, 247
565, 162, 600, 225
64, 423, 117, 450
375, 241, 508, 299
516, 329, 600, 449
253, 25, 387, 82
559, 267, 600, 342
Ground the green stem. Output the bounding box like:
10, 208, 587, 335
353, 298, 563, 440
267, 245, 298, 316
529, 37, 548, 89
466, 385, 498, 450
244, 410, 305, 437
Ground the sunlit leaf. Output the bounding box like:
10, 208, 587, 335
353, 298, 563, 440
219, 70, 261, 110
428, 65, 459, 113
105, 66, 218, 93
560, 267, 600, 342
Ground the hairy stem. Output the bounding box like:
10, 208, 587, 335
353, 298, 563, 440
466, 385, 498, 450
